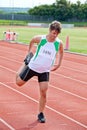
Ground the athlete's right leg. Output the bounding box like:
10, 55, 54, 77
16, 63, 26, 86
16, 52, 33, 87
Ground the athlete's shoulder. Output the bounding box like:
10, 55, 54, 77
56, 38, 63, 45
34, 35, 46, 40
31, 35, 46, 44
56, 37, 61, 42
41, 34, 46, 40
31, 35, 42, 43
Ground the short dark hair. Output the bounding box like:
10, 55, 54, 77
49, 20, 62, 33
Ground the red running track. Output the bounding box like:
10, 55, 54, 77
0, 40, 87, 130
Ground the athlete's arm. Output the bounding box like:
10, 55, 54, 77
28, 35, 41, 53
51, 41, 64, 71
24, 36, 42, 65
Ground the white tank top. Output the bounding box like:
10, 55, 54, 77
28, 35, 60, 73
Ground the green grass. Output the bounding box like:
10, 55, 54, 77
0, 20, 27, 26
0, 20, 87, 27
0, 26, 87, 54
61, 28, 87, 54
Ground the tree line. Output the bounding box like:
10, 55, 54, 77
28, 0, 87, 21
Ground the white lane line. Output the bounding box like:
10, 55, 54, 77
0, 101, 26, 104
0, 65, 87, 101
2, 82, 15, 84
1, 54, 87, 84
50, 84, 87, 101
1, 64, 87, 86
0, 52, 24, 58
52, 72, 87, 85
1, 49, 87, 66
0, 55, 87, 74
66, 109, 76, 112
33, 78, 87, 101
0, 56, 22, 64
2, 55, 86, 74
0, 118, 15, 130
7, 111, 25, 115
62, 66, 87, 74
63, 59, 87, 66
59, 123, 68, 126
0, 82, 87, 129
0, 81, 38, 103
0, 65, 16, 73
0, 48, 26, 57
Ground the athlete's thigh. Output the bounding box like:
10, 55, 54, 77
38, 72, 49, 91
17, 63, 25, 76
38, 72, 49, 83
16, 65, 34, 86
39, 81, 49, 92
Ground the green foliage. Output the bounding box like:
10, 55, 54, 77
29, 5, 52, 16
28, 0, 87, 21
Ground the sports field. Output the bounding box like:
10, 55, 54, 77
0, 41, 87, 129
0, 26, 87, 54
0, 24, 87, 129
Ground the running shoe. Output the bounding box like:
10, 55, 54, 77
38, 112, 46, 123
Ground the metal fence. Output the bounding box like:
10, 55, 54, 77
0, 14, 54, 22
0, 14, 87, 25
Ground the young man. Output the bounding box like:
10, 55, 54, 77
16, 20, 64, 123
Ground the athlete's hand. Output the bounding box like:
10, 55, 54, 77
51, 64, 60, 71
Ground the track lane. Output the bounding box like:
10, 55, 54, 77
0, 66, 87, 129
64, 52, 87, 65
1, 53, 87, 83
0, 47, 87, 72
0, 118, 14, 130
0, 56, 87, 99
0, 41, 86, 130
0, 82, 86, 130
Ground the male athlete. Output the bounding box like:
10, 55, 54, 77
16, 20, 64, 123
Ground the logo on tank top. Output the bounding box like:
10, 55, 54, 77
43, 49, 51, 55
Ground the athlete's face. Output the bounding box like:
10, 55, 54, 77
49, 30, 59, 40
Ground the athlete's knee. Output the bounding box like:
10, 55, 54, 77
40, 93, 47, 105
16, 81, 22, 87
40, 89, 47, 99
16, 80, 25, 87
16, 78, 22, 87
16, 82, 24, 87
16, 75, 25, 87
